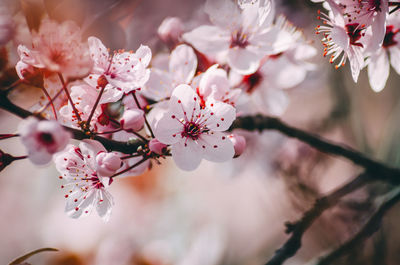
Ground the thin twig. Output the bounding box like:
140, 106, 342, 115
231, 115, 400, 184
131, 92, 155, 138
264, 172, 372, 265
316, 188, 400, 265
58, 73, 82, 122
110, 156, 149, 178
86, 85, 106, 129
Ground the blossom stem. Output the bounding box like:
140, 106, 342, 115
37, 87, 59, 119
110, 156, 149, 178
86, 85, 106, 129
120, 153, 142, 159
131, 92, 155, 138
13, 155, 28, 160
3, 80, 22, 94
0, 134, 19, 140
57, 73, 82, 123
132, 131, 148, 142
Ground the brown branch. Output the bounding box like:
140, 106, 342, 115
264, 172, 372, 265
231, 115, 400, 185
316, 188, 400, 265
0, 92, 144, 154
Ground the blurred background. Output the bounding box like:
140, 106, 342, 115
1, 0, 400, 264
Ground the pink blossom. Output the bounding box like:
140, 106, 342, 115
229, 134, 246, 157
17, 19, 93, 79
18, 117, 71, 165
96, 151, 123, 177
120, 109, 145, 131
85, 36, 151, 102
53, 140, 115, 221
143, 44, 197, 101
149, 139, 168, 155
154, 84, 235, 171
0, 6, 15, 45
183, 0, 291, 75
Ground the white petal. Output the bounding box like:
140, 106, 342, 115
348, 47, 364, 82
205, 101, 236, 131
368, 49, 389, 92
169, 84, 201, 122
227, 47, 260, 75
198, 132, 234, 163
154, 111, 183, 145
171, 139, 202, 171
143, 68, 174, 101
205, 0, 241, 28
88, 36, 110, 73
183, 26, 230, 55
96, 189, 114, 222
169, 44, 198, 84
79, 140, 106, 169
199, 65, 230, 100
135, 45, 152, 67
390, 47, 400, 75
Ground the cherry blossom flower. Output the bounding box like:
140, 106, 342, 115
183, 0, 291, 75
54, 140, 116, 221
17, 19, 93, 79
367, 20, 400, 92
18, 117, 71, 165
316, 0, 366, 82
143, 44, 197, 101
96, 151, 123, 177
85, 36, 151, 102
154, 84, 235, 171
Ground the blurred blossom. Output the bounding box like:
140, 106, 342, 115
18, 117, 71, 165
158, 16, 184, 48
0, 6, 15, 45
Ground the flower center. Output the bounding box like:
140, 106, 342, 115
230, 30, 249, 48
383, 25, 399, 48
182, 121, 202, 140
89, 175, 104, 189
242, 71, 263, 93
37, 132, 55, 145
345, 23, 365, 47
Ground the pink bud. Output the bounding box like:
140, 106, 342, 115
157, 17, 184, 47
229, 134, 246, 158
96, 152, 122, 177
149, 139, 167, 155
120, 109, 145, 131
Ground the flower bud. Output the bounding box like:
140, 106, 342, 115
96, 151, 122, 177
157, 17, 184, 47
120, 109, 145, 131
149, 139, 167, 155
228, 134, 246, 158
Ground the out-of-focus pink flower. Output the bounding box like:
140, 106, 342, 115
54, 140, 115, 221
154, 84, 235, 171
229, 134, 246, 157
158, 17, 184, 47
143, 44, 197, 101
17, 19, 93, 79
120, 109, 145, 131
18, 117, 71, 165
85, 36, 151, 102
149, 139, 167, 155
96, 151, 123, 177
184, 0, 291, 75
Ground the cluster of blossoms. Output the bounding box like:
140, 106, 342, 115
314, 0, 400, 92
1, 0, 321, 221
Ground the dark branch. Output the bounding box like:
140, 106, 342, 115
232, 115, 400, 184
316, 188, 400, 265
264, 172, 372, 265
0, 92, 144, 154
